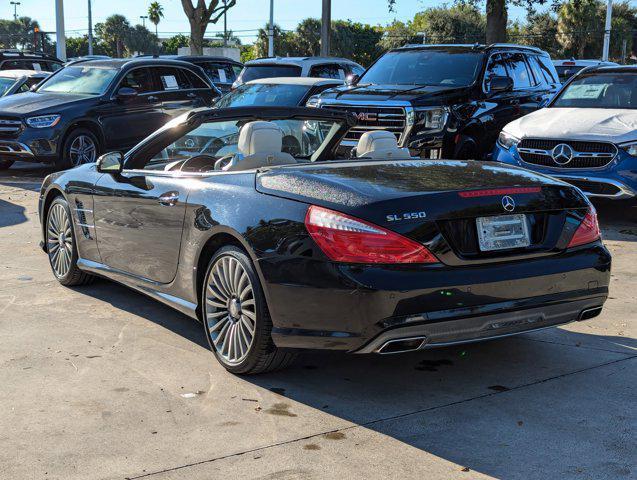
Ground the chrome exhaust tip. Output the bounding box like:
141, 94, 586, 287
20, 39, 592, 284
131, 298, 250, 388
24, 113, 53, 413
376, 336, 427, 355
579, 306, 603, 321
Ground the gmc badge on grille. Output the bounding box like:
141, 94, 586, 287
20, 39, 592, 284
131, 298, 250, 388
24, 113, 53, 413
386, 211, 427, 222
354, 112, 377, 122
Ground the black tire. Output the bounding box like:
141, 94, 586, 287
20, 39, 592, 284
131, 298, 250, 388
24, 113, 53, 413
0, 159, 13, 170
45, 196, 94, 286
56, 128, 99, 170
201, 246, 297, 374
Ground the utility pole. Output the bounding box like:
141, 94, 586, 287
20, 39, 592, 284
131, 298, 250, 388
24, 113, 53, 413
10, 2, 21, 21
87, 0, 93, 55
223, 0, 228, 47
602, 0, 613, 61
55, 0, 67, 61
268, 0, 274, 57
320, 0, 330, 56
140, 16, 148, 28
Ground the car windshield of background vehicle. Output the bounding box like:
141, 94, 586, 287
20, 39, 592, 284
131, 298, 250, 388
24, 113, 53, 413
241, 65, 302, 82
198, 62, 240, 83
0, 77, 17, 96
215, 84, 310, 108
359, 49, 482, 86
143, 118, 342, 171
37, 66, 119, 95
552, 72, 637, 109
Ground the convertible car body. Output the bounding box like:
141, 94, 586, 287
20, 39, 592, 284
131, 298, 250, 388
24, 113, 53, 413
39, 106, 611, 374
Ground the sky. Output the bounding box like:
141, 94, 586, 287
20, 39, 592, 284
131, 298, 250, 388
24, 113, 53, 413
1, 0, 537, 42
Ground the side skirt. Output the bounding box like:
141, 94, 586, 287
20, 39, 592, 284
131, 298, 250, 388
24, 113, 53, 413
77, 259, 199, 320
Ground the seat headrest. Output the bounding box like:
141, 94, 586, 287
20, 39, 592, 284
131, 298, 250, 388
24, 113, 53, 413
238, 121, 283, 156
356, 130, 398, 157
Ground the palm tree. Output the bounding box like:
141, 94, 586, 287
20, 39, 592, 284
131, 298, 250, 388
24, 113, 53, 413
148, 2, 164, 38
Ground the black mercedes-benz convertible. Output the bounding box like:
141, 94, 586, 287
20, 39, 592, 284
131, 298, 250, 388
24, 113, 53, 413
38, 106, 611, 374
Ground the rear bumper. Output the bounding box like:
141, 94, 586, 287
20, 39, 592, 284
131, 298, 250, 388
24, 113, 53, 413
261, 243, 611, 352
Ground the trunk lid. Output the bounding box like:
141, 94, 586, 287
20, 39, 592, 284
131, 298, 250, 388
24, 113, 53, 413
256, 160, 589, 265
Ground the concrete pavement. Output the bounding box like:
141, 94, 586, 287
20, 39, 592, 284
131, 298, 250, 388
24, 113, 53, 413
0, 163, 635, 480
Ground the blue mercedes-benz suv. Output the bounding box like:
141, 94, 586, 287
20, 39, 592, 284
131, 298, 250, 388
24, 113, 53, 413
493, 65, 637, 200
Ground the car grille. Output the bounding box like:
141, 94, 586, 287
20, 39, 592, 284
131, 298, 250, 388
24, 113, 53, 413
517, 139, 616, 169
0, 116, 23, 137
321, 105, 407, 144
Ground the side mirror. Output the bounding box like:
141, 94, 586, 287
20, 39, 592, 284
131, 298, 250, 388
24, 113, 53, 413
116, 87, 138, 101
488, 76, 513, 94
96, 151, 123, 174
346, 74, 359, 86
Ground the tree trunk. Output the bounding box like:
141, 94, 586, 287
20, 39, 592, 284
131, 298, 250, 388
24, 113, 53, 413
189, 19, 205, 55
486, 0, 507, 44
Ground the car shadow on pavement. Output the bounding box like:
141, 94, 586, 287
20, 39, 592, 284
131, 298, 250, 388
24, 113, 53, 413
0, 198, 27, 228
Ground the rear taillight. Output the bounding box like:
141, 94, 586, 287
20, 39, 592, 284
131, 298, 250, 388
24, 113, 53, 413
305, 205, 438, 264
568, 208, 601, 248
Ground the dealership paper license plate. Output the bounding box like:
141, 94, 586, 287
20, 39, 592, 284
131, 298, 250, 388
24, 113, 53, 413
476, 214, 530, 251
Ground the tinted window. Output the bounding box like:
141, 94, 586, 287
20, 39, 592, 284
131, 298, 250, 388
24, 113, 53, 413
360, 49, 482, 86
241, 65, 302, 82
47, 62, 64, 72
120, 67, 156, 93
484, 53, 508, 91
1, 59, 43, 70
153, 66, 194, 91
0, 77, 16, 96
197, 62, 240, 83
552, 72, 637, 109
38, 66, 118, 95
180, 68, 208, 88
506, 54, 533, 88
17, 82, 31, 93
309, 64, 345, 79
555, 65, 585, 83
215, 83, 310, 108
536, 56, 559, 84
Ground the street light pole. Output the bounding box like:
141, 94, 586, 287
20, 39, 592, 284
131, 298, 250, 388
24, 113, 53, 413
140, 16, 148, 28
602, 0, 613, 61
87, 0, 93, 56
320, 0, 330, 57
55, 0, 67, 61
268, 0, 274, 57
10, 2, 21, 21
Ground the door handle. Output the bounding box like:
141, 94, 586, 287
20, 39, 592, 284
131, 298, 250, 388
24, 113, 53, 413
148, 95, 159, 102
158, 191, 179, 206
187, 92, 197, 98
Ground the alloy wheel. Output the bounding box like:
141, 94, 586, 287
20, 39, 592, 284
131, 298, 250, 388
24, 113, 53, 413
69, 135, 97, 166
47, 203, 73, 278
205, 255, 257, 365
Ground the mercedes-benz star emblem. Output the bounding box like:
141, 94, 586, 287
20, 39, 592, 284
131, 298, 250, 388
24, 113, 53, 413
502, 195, 515, 212
551, 143, 574, 165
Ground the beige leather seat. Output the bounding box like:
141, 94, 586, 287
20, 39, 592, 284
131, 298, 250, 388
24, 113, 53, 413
356, 130, 413, 160
223, 121, 295, 172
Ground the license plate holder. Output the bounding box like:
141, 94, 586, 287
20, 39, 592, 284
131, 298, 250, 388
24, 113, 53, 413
476, 214, 530, 251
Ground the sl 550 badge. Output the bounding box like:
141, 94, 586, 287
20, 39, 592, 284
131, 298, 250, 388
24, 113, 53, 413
386, 211, 427, 222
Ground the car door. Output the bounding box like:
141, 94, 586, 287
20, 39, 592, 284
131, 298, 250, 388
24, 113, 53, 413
92, 161, 189, 284
98, 66, 167, 150
154, 66, 215, 118
505, 53, 540, 117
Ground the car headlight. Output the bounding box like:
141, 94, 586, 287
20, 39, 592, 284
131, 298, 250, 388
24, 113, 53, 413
412, 107, 447, 132
25, 114, 61, 129
306, 95, 320, 108
498, 131, 520, 150
620, 141, 637, 156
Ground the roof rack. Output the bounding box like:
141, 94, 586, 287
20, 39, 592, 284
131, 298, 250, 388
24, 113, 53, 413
487, 43, 544, 53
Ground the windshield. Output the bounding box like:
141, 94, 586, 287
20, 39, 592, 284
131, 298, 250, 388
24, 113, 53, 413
241, 65, 302, 82
37, 66, 119, 95
552, 72, 637, 109
0, 77, 17, 96
143, 117, 342, 171
197, 62, 242, 83
360, 49, 482, 86
216, 83, 310, 108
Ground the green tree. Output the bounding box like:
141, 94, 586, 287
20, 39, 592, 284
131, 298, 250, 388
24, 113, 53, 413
378, 20, 420, 51
162, 33, 189, 54
331, 20, 383, 66
179, 1, 237, 55
295, 18, 321, 56
65, 35, 109, 57
126, 24, 159, 56
253, 23, 301, 58
509, 12, 559, 56
0, 16, 53, 52
557, 0, 601, 58
412, 3, 485, 44
95, 14, 131, 57
148, 2, 164, 37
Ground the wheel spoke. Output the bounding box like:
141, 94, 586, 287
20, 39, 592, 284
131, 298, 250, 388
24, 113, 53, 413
241, 315, 255, 335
